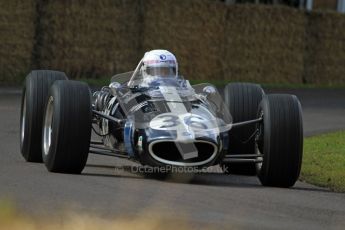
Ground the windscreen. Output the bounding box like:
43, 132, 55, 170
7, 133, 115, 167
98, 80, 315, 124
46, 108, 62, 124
118, 80, 233, 137
111, 71, 133, 84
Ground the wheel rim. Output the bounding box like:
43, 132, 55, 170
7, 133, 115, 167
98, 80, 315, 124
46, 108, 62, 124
255, 143, 263, 171
43, 96, 54, 155
20, 91, 26, 145
255, 111, 264, 171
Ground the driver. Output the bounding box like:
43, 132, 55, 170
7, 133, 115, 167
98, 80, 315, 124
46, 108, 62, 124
139, 49, 178, 87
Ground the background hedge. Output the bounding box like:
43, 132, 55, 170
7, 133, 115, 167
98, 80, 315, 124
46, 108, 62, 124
142, 0, 227, 81
0, 0, 345, 85
223, 5, 306, 83
0, 0, 36, 83
36, 0, 142, 79
304, 11, 345, 84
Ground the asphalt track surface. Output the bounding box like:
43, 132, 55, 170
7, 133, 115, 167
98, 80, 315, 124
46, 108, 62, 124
0, 87, 345, 229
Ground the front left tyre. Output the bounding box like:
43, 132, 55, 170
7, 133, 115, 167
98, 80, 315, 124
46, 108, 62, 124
42, 80, 92, 173
256, 94, 303, 187
20, 70, 68, 162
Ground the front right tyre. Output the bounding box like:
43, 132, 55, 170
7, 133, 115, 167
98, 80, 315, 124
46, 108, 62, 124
42, 80, 92, 174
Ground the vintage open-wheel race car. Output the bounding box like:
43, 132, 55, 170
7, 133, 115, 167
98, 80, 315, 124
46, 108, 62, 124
20, 50, 303, 187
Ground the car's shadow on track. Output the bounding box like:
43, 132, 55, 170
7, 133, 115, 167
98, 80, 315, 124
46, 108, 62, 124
83, 163, 331, 193
83, 164, 143, 180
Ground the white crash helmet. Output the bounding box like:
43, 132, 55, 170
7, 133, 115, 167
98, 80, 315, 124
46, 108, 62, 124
141, 50, 178, 79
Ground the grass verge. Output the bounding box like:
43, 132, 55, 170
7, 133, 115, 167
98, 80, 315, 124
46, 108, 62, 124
301, 130, 345, 192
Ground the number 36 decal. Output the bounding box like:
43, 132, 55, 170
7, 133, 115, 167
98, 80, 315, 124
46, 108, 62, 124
150, 113, 208, 131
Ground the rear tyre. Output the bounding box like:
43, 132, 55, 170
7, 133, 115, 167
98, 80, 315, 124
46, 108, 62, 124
256, 94, 303, 187
221, 83, 264, 175
20, 70, 68, 162
42, 81, 92, 174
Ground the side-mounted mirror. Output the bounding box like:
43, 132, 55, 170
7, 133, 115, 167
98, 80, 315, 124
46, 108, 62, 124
202, 85, 217, 97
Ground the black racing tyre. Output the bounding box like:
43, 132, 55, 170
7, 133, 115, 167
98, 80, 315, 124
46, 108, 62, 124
42, 80, 92, 174
221, 83, 264, 175
20, 70, 68, 162
256, 94, 303, 187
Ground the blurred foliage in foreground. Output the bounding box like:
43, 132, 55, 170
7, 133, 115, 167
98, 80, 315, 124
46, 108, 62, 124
0, 199, 214, 230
